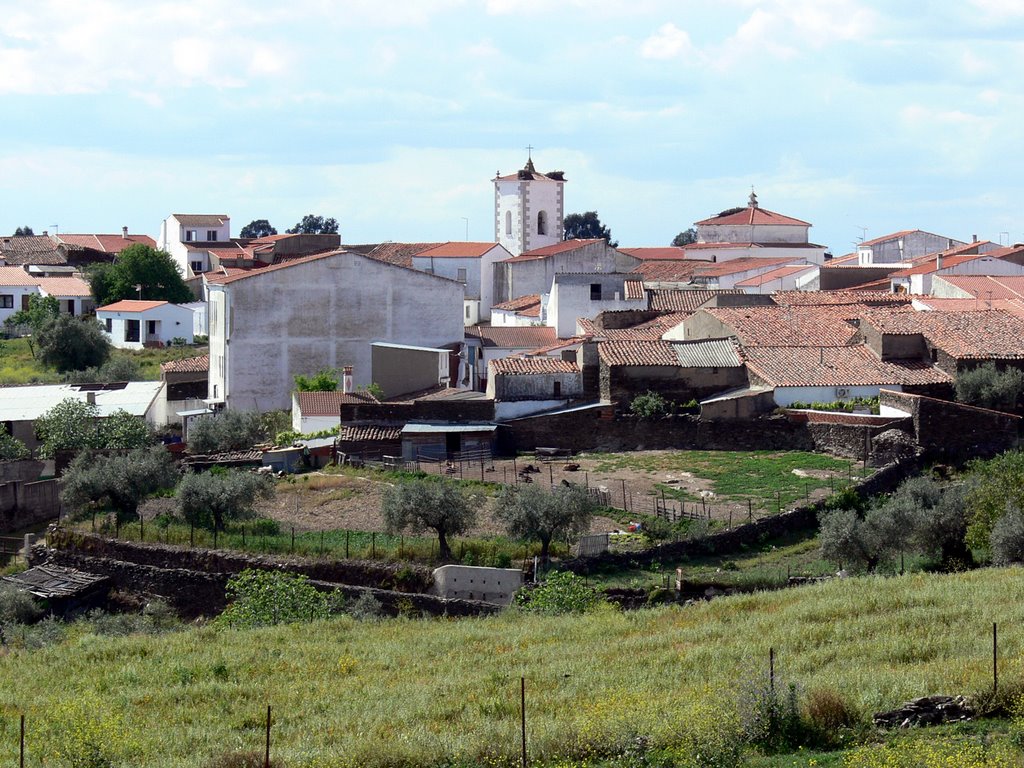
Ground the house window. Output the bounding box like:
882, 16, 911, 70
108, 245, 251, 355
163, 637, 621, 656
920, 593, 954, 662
553, 380, 562, 398
185, 230, 197, 242
104, 318, 112, 332
505, 211, 512, 236
147, 320, 157, 336
125, 319, 140, 343
537, 210, 548, 236
465, 305, 471, 319
207, 230, 218, 241
590, 283, 602, 301
0, 295, 12, 309
191, 261, 204, 273
456, 268, 467, 283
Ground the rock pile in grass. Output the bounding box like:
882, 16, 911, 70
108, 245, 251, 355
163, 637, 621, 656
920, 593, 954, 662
873, 695, 974, 728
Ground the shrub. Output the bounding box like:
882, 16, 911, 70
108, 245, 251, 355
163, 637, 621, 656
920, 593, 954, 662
217, 569, 330, 628
382, 478, 477, 561
294, 367, 339, 392
0, 423, 29, 461
990, 506, 1024, 565
250, 517, 281, 536
187, 410, 269, 454
735, 666, 806, 752
347, 591, 384, 621
0, 584, 41, 625
514, 571, 605, 615
804, 687, 860, 743
956, 362, 1024, 411
496, 482, 599, 560
177, 469, 274, 531
61, 446, 179, 523
630, 391, 670, 420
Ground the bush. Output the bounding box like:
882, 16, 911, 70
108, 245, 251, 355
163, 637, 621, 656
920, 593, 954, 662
187, 410, 269, 454
804, 687, 860, 742
956, 362, 1024, 411
514, 571, 605, 615
990, 506, 1024, 565
630, 391, 670, 420
177, 469, 274, 532
36, 314, 112, 373
217, 569, 330, 628
0, 423, 29, 461
347, 591, 384, 621
0, 584, 41, 625
735, 666, 806, 752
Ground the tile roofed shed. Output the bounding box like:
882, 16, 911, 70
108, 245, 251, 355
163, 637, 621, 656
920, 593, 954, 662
297, 390, 378, 417
414, 242, 497, 258
36, 277, 92, 297
173, 214, 229, 227
631, 260, 710, 282
490, 357, 578, 375
492, 294, 542, 313
672, 338, 743, 368
743, 345, 953, 387
96, 299, 170, 312
599, 340, 679, 367
160, 355, 210, 375
339, 425, 402, 442
466, 325, 558, 348
365, 242, 443, 268
0, 236, 66, 265
860, 308, 1024, 361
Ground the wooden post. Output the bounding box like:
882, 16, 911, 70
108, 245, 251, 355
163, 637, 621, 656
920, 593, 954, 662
346, 530, 350, 559
242, 525, 246, 546
548, 463, 553, 486
748, 499, 752, 523
214, 528, 218, 549
139, 513, 144, 542
291, 526, 295, 553
190, 522, 194, 548
320, 530, 325, 554
372, 531, 376, 558
20, 713, 24, 768
769, 647, 775, 694
265, 704, 272, 768
520, 677, 528, 768
994, 622, 999, 697
621, 479, 627, 511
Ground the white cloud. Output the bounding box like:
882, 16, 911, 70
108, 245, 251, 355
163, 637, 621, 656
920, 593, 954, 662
640, 23, 693, 60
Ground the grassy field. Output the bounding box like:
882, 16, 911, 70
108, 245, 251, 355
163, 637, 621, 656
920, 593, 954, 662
1, 568, 1023, 766
0, 336, 208, 384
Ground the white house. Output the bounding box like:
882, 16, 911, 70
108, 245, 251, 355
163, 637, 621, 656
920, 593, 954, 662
486, 356, 583, 420
204, 250, 465, 411
96, 300, 196, 350
37, 277, 95, 316
889, 251, 1024, 295
490, 295, 544, 327
733, 264, 818, 293
0, 267, 43, 324
411, 242, 512, 323
0, 268, 93, 324
548, 273, 646, 338
157, 214, 231, 277
494, 157, 565, 257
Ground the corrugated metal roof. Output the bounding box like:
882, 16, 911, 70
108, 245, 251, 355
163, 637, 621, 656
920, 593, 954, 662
671, 339, 742, 368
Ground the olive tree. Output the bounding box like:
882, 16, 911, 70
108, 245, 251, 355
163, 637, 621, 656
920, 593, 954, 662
0, 425, 29, 462
177, 468, 274, 531
187, 410, 268, 454
35, 399, 152, 459
496, 482, 598, 560
381, 478, 477, 561
61, 446, 179, 523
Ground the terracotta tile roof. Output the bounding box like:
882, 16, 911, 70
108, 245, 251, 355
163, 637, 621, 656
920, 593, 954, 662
500, 238, 605, 262
890, 253, 988, 277
624, 279, 645, 300
36, 277, 92, 297
298, 390, 378, 417
618, 247, 688, 260
493, 295, 542, 313
599, 340, 679, 367
173, 214, 229, 227
56, 234, 156, 253
490, 357, 578, 375
692, 256, 800, 278
821, 253, 861, 266
577, 313, 688, 341
695, 205, 811, 228
701, 305, 868, 347
339, 425, 402, 442
631, 260, 710, 282
915, 298, 1024, 318
648, 289, 739, 312
934, 275, 1024, 300
0, 266, 39, 286
525, 336, 588, 356
204, 251, 342, 285
734, 265, 814, 287
414, 242, 497, 258
96, 300, 170, 312
856, 229, 920, 248
772, 291, 911, 307
744, 345, 953, 387
466, 325, 558, 349
365, 242, 442, 268
860, 308, 1024, 361
160, 355, 209, 374
0, 236, 65, 265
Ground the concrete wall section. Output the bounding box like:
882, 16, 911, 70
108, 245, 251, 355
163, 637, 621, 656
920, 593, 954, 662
431, 564, 523, 605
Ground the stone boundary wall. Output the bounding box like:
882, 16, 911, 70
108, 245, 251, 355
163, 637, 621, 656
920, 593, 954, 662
562, 458, 920, 573
46, 529, 433, 592
341, 399, 495, 425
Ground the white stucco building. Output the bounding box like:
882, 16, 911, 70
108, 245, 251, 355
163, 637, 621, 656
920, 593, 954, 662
157, 214, 231, 277
856, 230, 965, 266
0, 268, 93, 324
548, 273, 646, 338
411, 242, 512, 323
96, 300, 196, 349
494, 157, 566, 256
204, 250, 465, 411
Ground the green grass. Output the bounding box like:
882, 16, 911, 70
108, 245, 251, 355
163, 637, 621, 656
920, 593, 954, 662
586, 450, 868, 513
1, 568, 1023, 766
0, 336, 208, 384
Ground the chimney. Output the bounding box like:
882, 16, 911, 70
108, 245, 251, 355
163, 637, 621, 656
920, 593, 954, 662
342, 366, 354, 394
122, 226, 129, 239
42, 230, 48, 237
936, 253, 943, 271
973, 234, 978, 243
86, 392, 96, 405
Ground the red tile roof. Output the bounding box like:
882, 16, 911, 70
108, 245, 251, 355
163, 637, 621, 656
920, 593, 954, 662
624, 279, 645, 300
161, 355, 209, 375
648, 289, 739, 313
734, 265, 814, 287
525, 336, 588, 356
772, 291, 911, 307
0, 266, 40, 286
414, 242, 498, 258
618, 247, 688, 260
744, 345, 952, 387
599, 340, 679, 367
365, 242, 442, 268
97, 300, 170, 312
631, 260, 710, 282
700, 305, 869, 347
57, 234, 156, 253
860, 308, 1024, 361
692, 256, 801, 278
500, 238, 605, 262
695, 205, 811, 228
889, 253, 988, 277
489, 357, 578, 375
173, 214, 229, 227
466, 325, 558, 349
298, 390, 378, 417
934, 275, 1024, 300
204, 251, 341, 285
36, 277, 92, 297
577, 313, 689, 341
0, 236, 66, 265
492, 295, 542, 313
339, 425, 401, 442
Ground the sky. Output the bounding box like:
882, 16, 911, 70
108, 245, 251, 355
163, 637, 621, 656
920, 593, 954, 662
1, 0, 1023, 255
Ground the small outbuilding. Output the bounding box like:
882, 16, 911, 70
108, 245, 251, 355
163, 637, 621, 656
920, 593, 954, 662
96, 300, 195, 349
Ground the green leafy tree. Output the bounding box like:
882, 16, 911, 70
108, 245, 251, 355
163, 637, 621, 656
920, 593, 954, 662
285, 215, 339, 235
89, 243, 192, 306
61, 446, 178, 523
0, 424, 29, 462
818, 508, 880, 572
65, 356, 141, 384
955, 363, 1024, 412
381, 478, 477, 560
671, 227, 698, 247
239, 219, 278, 238
630, 391, 670, 420
3, 294, 60, 358
990, 506, 1024, 565
496, 482, 598, 560
217, 569, 330, 628
186, 410, 269, 454
13, 226, 33, 236
966, 451, 1024, 551
177, 468, 274, 531
294, 368, 339, 392
514, 570, 604, 615
562, 211, 617, 247
100, 409, 153, 449
35, 400, 151, 459
36, 314, 111, 372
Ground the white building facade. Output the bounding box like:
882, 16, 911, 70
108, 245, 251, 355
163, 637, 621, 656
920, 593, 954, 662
96, 300, 196, 350
157, 214, 231, 278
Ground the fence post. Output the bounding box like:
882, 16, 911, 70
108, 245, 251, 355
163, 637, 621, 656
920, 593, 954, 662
320, 530, 325, 554
769, 647, 775, 694
621, 479, 627, 510
139, 514, 144, 542
994, 622, 999, 697
20, 713, 24, 768
345, 529, 350, 559
520, 677, 528, 768
242, 526, 246, 546
748, 499, 752, 523
291, 527, 295, 553
265, 704, 272, 768
214, 528, 218, 549
371, 532, 376, 558
190, 522, 194, 548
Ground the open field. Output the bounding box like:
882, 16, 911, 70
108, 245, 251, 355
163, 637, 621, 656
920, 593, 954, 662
1, 568, 1023, 766
0, 336, 208, 384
